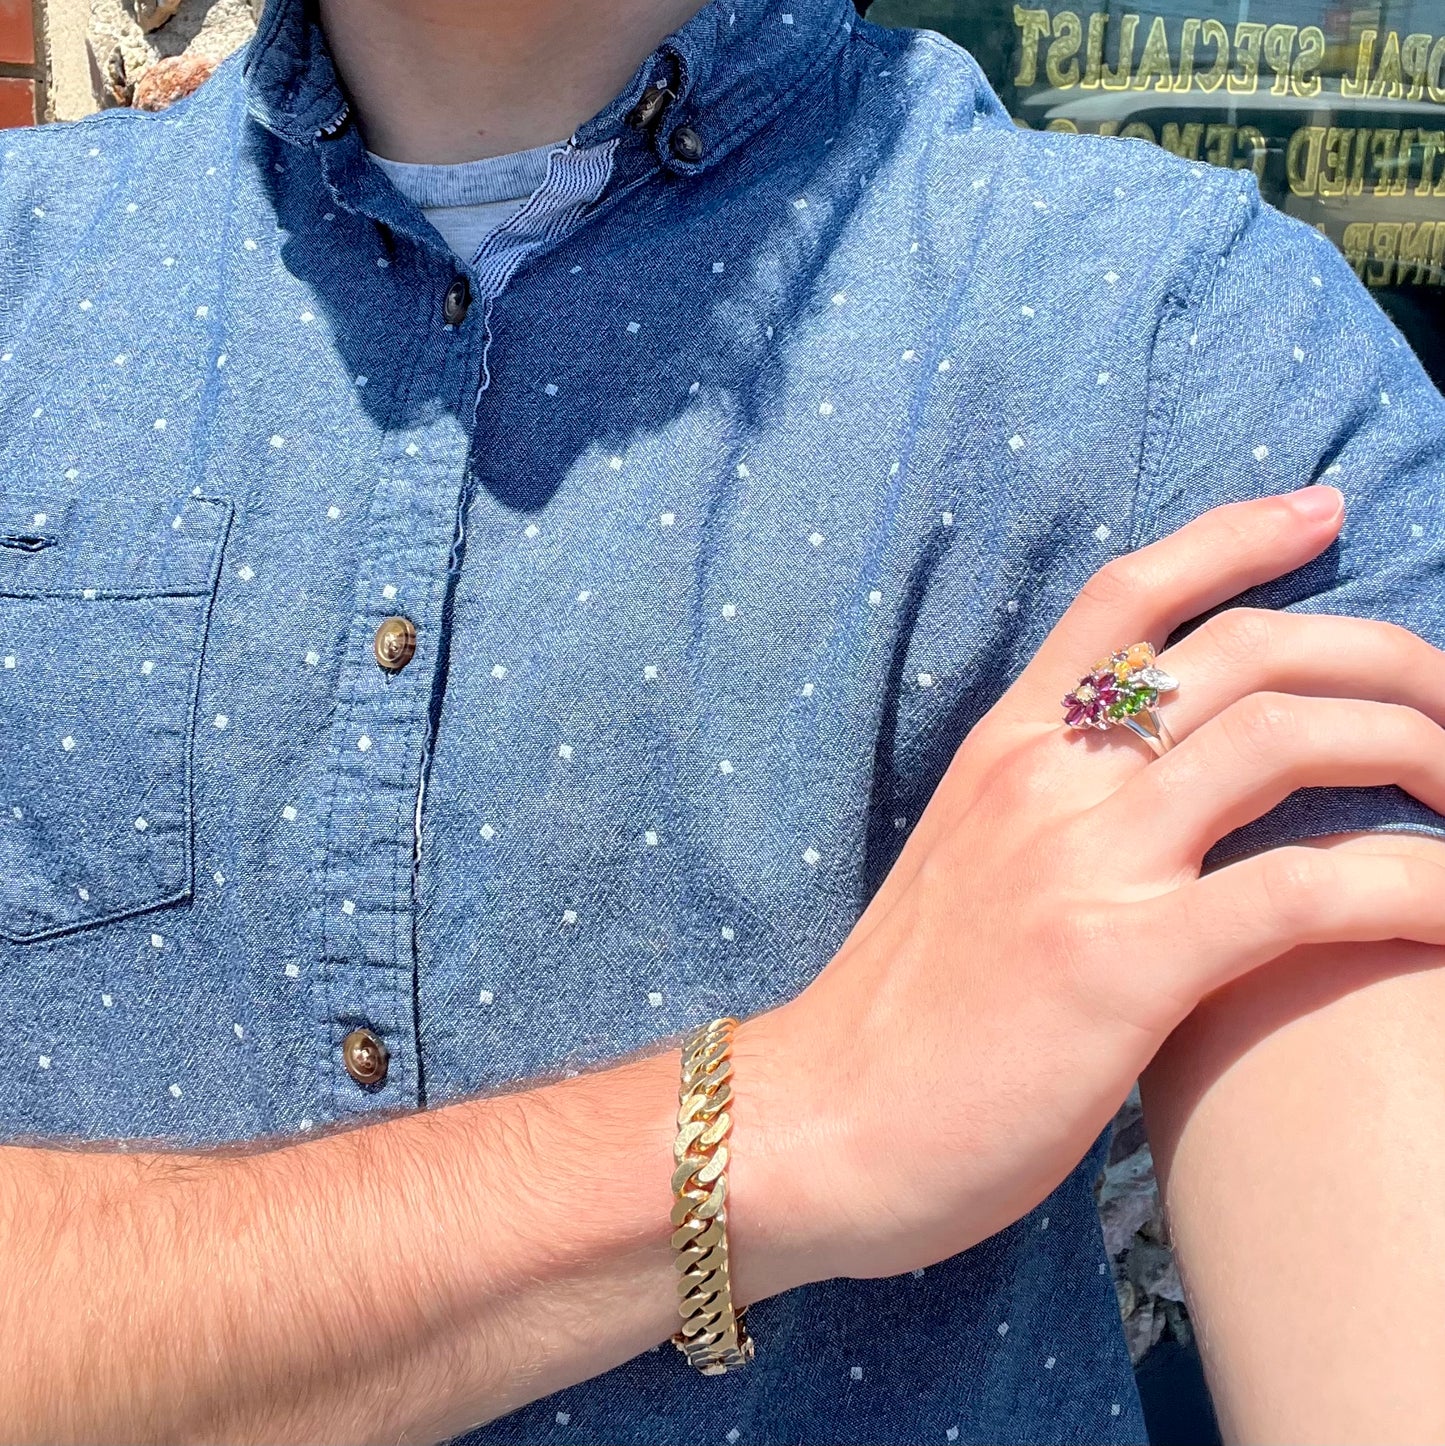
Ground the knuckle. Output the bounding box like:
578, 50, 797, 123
913, 840, 957, 901
1379, 701, 1436, 754
962, 715, 1028, 779
1206, 499, 1273, 556
1142, 746, 1207, 805
1364, 617, 1427, 662
974, 730, 1068, 816
1332, 616, 1431, 681
1049, 903, 1124, 993
1384, 855, 1429, 899
1257, 847, 1331, 933
1080, 554, 1149, 611
1400, 855, 1445, 899
1222, 691, 1299, 764
1201, 606, 1275, 667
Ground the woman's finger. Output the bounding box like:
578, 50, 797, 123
1152, 610, 1445, 743
1093, 694, 1445, 867
1003, 486, 1344, 723
1148, 843, 1445, 1010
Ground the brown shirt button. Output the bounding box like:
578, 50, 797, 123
670, 125, 704, 163
373, 615, 417, 672
342, 1027, 389, 1087
443, 274, 472, 326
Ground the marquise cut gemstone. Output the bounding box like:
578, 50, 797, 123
1134, 666, 1178, 692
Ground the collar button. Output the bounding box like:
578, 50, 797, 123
669, 126, 704, 164
627, 82, 672, 130
443, 274, 472, 326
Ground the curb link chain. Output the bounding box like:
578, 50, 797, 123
670, 1016, 755, 1375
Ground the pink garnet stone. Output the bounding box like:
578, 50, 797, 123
1062, 670, 1121, 730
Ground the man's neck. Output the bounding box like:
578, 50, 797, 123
317, 0, 711, 164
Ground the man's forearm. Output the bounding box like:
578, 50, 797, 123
3, 1013, 805, 1445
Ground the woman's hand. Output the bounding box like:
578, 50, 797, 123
731, 484, 1445, 1299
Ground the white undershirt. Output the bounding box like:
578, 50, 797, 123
367, 140, 565, 265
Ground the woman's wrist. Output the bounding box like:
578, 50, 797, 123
724, 1002, 861, 1305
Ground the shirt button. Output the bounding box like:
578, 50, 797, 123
373, 615, 417, 672
342, 1027, 389, 1087
443, 274, 472, 326
669, 126, 704, 163
626, 82, 671, 130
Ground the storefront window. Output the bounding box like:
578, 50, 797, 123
868, 1, 1445, 388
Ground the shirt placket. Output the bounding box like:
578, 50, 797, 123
304, 125, 487, 1119
296, 64, 662, 1120
312, 459, 468, 1117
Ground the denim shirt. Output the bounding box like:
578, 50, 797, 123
3, 0, 1444, 1441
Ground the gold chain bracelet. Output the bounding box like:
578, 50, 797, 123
669, 1016, 755, 1375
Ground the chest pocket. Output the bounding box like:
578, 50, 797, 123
0, 493, 232, 943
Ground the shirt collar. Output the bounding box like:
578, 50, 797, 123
243, 0, 858, 172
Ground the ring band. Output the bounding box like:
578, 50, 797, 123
1062, 642, 1178, 757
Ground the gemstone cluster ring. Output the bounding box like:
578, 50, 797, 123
1062, 642, 1179, 756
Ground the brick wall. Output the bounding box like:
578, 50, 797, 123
0, 0, 44, 124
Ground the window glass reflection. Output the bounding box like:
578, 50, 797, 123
868, 1, 1445, 387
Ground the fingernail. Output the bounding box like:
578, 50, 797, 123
1290, 484, 1344, 522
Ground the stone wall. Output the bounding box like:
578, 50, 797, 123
42, 0, 256, 119
1097, 1086, 1189, 1363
